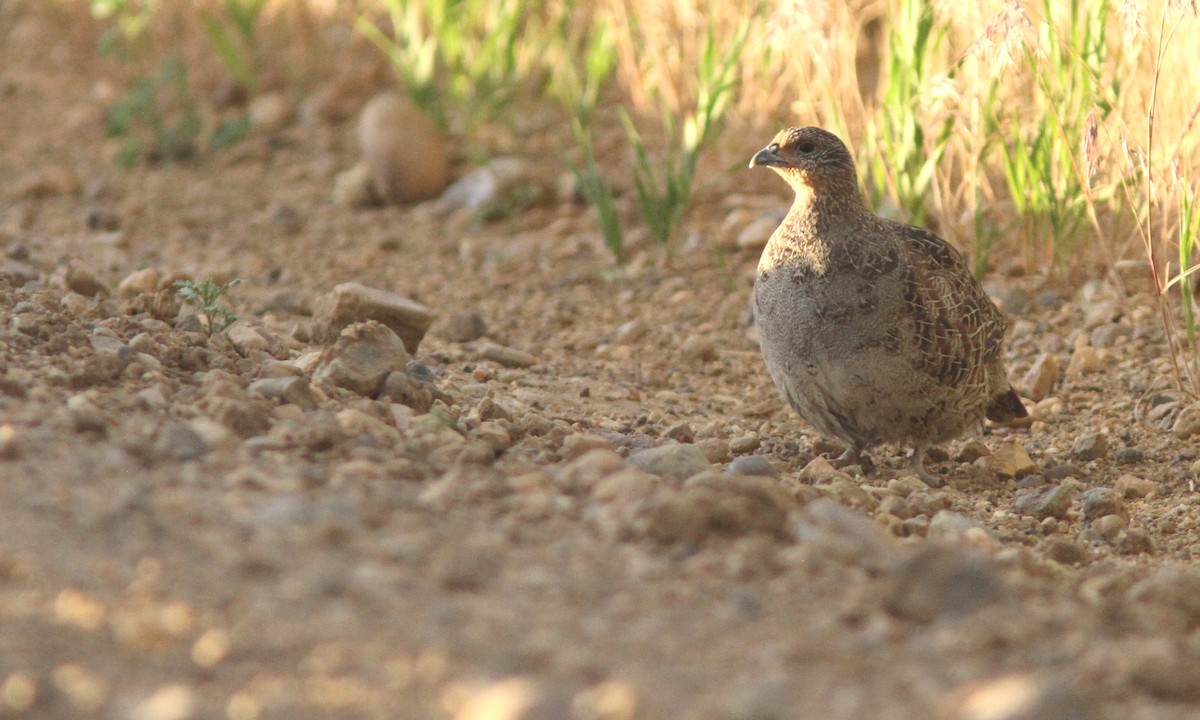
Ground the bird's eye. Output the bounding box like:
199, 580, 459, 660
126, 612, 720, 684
797, 142, 815, 153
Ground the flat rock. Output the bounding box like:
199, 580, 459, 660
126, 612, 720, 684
1020, 352, 1058, 401
883, 546, 1009, 623
313, 282, 436, 353
312, 321, 410, 397
480, 343, 537, 368
1013, 483, 1072, 520
437, 312, 487, 343
1114, 474, 1159, 499
983, 443, 1037, 479
1071, 432, 1107, 461
627, 443, 711, 480
248, 376, 316, 409
726, 454, 778, 478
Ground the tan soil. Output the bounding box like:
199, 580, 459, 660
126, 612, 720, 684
1, 5, 1199, 720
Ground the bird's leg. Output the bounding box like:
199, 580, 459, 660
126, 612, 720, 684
908, 444, 945, 488
832, 445, 874, 475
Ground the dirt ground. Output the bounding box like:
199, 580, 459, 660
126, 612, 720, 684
4, 5, 1200, 720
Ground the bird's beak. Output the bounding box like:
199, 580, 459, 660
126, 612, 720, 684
749, 145, 784, 169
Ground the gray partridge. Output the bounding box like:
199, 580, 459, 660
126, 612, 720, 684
749, 126, 1026, 486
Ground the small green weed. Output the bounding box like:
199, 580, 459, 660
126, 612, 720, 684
865, 0, 954, 227
550, 18, 624, 264
175, 278, 240, 335
198, 0, 268, 92
620, 18, 750, 247
355, 0, 532, 132
105, 53, 201, 167
90, 0, 156, 55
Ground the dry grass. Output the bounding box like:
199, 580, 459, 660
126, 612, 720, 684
67, 0, 1200, 389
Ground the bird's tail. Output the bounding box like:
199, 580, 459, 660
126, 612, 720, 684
986, 387, 1028, 422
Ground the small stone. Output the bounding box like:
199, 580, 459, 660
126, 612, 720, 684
226, 324, 270, 356
679, 336, 717, 362
1020, 353, 1058, 401
336, 408, 400, 444
984, 443, 1038, 479
333, 162, 376, 208
665, 422, 695, 443
313, 282, 436, 353
1043, 463, 1080, 480
1066, 346, 1103, 376
84, 206, 120, 231
728, 432, 761, 454
811, 438, 846, 457
1043, 536, 1090, 566
793, 499, 892, 569
481, 343, 537, 368
118, 268, 162, 297
560, 433, 613, 461
1071, 432, 1107, 461
1013, 484, 1072, 520
128, 684, 195, 720
379, 371, 434, 412
190, 629, 231, 669
359, 92, 450, 203
627, 443, 711, 480
1, 672, 36, 711
1172, 402, 1200, 440
1092, 514, 1124, 541
312, 321, 410, 397
726, 454, 778, 478
0, 425, 21, 460
1116, 528, 1154, 555
695, 438, 731, 463
615, 319, 648, 343
248, 92, 292, 133
438, 313, 487, 343
1115, 447, 1144, 464
798, 456, 851, 484
1080, 487, 1122, 520
883, 546, 1008, 623
955, 440, 991, 463
1129, 639, 1200, 701
153, 422, 209, 461
1114, 474, 1158, 499
435, 157, 531, 215
735, 215, 778, 250
926, 510, 989, 544
65, 263, 110, 297
1089, 322, 1131, 348
248, 376, 316, 409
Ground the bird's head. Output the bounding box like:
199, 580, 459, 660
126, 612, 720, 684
749, 126, 857, 196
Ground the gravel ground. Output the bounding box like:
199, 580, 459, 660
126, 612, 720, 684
2, 6, 1200, 720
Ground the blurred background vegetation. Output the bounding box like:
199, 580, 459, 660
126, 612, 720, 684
46, 0, 1200, 379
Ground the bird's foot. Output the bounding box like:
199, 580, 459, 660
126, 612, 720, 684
907, 446, 945, 488
832, 446, 874, 475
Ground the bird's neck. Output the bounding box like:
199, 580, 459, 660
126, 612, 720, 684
759, 179, 866, 276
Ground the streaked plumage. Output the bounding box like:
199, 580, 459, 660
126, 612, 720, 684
749, 126, 1026, 485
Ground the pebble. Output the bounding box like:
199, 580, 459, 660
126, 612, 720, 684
1129, 639, 1200, 701
312, 321, 410, 397
627, 443, 711, 480
378, 370, 434, 412
982, 443, 1038, 479
438, 312, 487, 343
557, 448, 627, 495
1080, 487, 1122, 519
1116, 528, 1154, 555
798, 456, 851, 484
435, 157, 530, 215
1092, 513, 1125, 541
883, 546, 1008, 623
332, 162, 375, 208
955, 440, 991, 463
726, 454, 778, 478
793, 499, 891, 569
226, 324, 270, 356
1172, 402, 1200, 440
153, 421, 209, 461
1114, 447, 1144, 464
735, 215, 778, 250
335, 408, 400, 444
1065, 346, 1103, 376
1043, 463, 1080, 480
559, 433, 614, 461
1114, 474, 1158, 499
452, 677, 540, 720
696, 437, 731, 463
127, 683, 195, 720
313, 281, 436, 353
248, 91, 292, 133
665, 422, 694, 443
359, 92, 450, 203
64, 262, 110, 297
926, 510, 991, 545
1013, 484, 1072, 520
481, 343, 538, 368
679, 335, 717, 362
728, 432, 761, 454
1089, 322, 1131, 348
1071, 432, 1107, 461
639, 474, 796, 543
1019, 352, 1058, 401
248, 376, 316, 409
